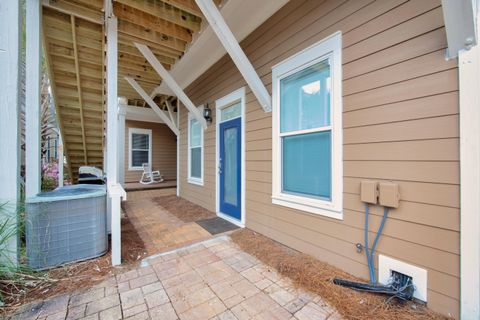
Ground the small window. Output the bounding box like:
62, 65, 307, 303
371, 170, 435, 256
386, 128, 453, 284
188, 113, 204, 185
272, 32, 343, 219
129, 128, 152, 170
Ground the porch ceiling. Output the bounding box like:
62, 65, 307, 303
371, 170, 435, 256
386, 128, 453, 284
41, 0, 219, 179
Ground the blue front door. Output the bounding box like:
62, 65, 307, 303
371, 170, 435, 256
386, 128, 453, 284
219, 117, 241, 220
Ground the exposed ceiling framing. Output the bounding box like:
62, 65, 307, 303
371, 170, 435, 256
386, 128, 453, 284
41, 0, 220, 178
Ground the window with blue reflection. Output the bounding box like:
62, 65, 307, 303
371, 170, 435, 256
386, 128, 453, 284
280, 59, 332, 200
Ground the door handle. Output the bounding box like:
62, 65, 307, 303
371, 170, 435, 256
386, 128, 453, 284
218, 158, 222, 174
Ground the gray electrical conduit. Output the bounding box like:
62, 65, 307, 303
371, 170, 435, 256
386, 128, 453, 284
365, 203, 390, 284
334, 204, 414, 301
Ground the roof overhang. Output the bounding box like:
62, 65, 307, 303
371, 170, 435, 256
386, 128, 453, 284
154, 0, 289, 95
442, 0, 478, 59
122, 105, 167, 124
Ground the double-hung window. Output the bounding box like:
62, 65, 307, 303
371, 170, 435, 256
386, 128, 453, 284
272, 32, 343, 219
188, 113, 204, 185
129, 128, 152, 170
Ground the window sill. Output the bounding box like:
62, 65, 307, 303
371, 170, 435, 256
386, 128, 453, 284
272, 195, 343, 220
187, 178, 204, 186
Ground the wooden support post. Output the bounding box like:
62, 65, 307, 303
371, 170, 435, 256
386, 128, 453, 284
105, 10, 125, 267
25, 0, 42, 198
194, 0, 272, 112
176, 98, 180, 197
459, 12, 480, 318
58, 135, 64, 187
0, 0, 21, 266
118, 98, 127, 186
134, 42, 207, 129
165, 100, 177, 127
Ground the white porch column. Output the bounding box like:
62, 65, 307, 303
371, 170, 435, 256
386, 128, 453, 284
58, 135, 64, 187
176, 99, 180, 197
25, 0, 42, 198
118, 98, 127, 186
105, 11, 125, 266
459, 15, 480, 319
0, 0, 21, 265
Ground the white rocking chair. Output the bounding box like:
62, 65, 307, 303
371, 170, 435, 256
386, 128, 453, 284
139, 163, 164, 184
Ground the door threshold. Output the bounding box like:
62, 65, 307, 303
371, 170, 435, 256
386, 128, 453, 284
217, 211, 244, 228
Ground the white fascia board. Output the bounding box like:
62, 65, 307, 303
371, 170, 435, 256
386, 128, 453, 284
155, 0, 288, 95
121, 105, 167, 124
441, 0, 477, 59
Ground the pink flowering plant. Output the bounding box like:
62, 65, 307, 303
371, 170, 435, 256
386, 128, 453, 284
41, 162, 59, 191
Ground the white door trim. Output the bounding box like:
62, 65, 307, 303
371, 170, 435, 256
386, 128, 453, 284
215, 87, 246, 227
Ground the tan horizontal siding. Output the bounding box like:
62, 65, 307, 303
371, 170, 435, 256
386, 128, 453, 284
124, 120, 177, 182
178, 0, 459, 317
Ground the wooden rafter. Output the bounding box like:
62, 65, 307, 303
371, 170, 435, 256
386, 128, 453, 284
118, 35, 182, 59
114, 0, 202, 31
163, 0, 203, 16
42, 0, 103, 24
41, 15, 74, 181
113, 2, 192, 43
118, 42, 176, 64
117, 19, 186, 52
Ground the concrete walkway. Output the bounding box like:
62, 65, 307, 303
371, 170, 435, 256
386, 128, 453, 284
11, 237, 341, 320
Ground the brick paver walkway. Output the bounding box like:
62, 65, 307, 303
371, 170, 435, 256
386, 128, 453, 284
123, 189, 213, 254
11, 237, 341, 320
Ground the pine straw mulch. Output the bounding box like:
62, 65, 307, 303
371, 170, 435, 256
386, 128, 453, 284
231, 228, 451, 320
0, 216, 147, 318
152, 195, 216, 223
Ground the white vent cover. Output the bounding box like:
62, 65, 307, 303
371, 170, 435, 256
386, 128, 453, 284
378, 254, 428, 302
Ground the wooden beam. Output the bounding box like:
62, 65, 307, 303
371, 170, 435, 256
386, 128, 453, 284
114, 0, 202, 31
42, 0, 103, 24
118, 35, 181, 59
117, 19, 186, 52
119, 50, 174, 68
125, 76, 179, 135
26, 0, 42, 198
162, 0, 203, 17
113, 2, 192, 43
165, 100, 176, 126
194, 0, 271, 112
135, 42, 207, 128
441, 0, 477, 59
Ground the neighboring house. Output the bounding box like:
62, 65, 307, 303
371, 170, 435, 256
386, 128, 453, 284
175, 1, 465, 318
43, 132, 59, 165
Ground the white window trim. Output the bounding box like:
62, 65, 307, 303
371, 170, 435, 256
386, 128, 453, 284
271, 31, 343, 220
128, 128, 152, 171
215, 87, 246, 227
188, 108, 204, 185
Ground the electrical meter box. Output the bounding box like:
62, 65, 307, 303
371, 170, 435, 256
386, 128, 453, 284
360, 180, 378, 204
379, 182, 400, 208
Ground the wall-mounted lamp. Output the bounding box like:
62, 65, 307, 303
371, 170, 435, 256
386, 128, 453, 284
203, 104, 212, 123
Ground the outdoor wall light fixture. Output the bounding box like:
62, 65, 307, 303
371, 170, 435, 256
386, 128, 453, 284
203, 104, 213, 123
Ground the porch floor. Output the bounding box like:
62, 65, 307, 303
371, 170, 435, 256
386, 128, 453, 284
124, 180, 177, 192
11, 236, 340, 320
123, 188, 220, 255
